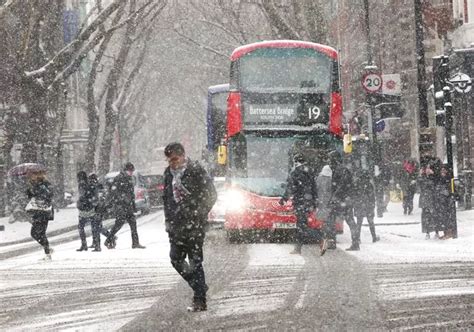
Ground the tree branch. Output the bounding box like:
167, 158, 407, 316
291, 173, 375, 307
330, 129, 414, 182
0, 0, 17, 20
260, 0, 300, 39
25, 0, 124, 79
173, 27, 228, 59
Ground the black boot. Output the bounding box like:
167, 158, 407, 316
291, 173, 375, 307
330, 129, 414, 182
187, 297, 207, 312
370, 226, 379, 242
104, 238, 116, 249
346, 243, 360, 251
76, 245, 88, 252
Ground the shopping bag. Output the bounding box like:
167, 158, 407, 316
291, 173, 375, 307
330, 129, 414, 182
25, 198, 52, 212
389, 189, 403, 203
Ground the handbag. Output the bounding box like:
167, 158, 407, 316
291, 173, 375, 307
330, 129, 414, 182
25, 197, 52, 213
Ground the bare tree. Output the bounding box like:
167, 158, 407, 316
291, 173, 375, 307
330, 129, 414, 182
97, 0, 166, 175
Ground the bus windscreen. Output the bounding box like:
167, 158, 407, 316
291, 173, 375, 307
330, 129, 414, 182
229, 132, 342, 196
239, 48, 332, 92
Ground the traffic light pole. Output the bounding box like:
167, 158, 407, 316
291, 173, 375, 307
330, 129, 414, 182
443, 86, 455, 173
363, 0, 379, 167
443, 85, 458, 237
414, 0, 429, 128
459, 92, 472, 210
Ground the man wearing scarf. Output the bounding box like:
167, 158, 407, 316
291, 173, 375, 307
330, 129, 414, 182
163, 142, 217, 312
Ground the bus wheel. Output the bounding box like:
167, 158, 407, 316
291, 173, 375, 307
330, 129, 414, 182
226, 230, 241, 243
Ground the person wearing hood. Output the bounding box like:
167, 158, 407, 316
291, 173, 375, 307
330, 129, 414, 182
315, 165, 333, 256
280, 153, 318, 255
104, 162, 146, 249
163, 142, 217, 312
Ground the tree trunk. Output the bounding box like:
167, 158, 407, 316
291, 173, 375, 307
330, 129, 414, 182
85, 5, 126, 174
98, 0, 137, 176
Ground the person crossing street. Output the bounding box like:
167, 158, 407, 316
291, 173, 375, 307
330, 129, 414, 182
163, 142, 217, 312
327, 151, 359, 251
280, 153, 318, 255
104, 162, 146, 249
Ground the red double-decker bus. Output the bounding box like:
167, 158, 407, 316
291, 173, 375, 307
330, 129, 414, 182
223, 40, 344, 242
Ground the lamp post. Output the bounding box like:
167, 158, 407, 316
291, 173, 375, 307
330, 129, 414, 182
362, 0, 381, 167
414, 0, 429, 128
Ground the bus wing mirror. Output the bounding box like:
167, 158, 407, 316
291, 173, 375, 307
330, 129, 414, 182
217, 145, 227, 165
344, 134, 352, 154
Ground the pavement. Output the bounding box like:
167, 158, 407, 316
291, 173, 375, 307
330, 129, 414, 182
0, 196, 472, 262
0, 206, 152, 259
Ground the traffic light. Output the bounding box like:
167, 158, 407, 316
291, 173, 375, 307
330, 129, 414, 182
419, 128, 436, 158
432, 55, 449, 126
372, 94, 403, 120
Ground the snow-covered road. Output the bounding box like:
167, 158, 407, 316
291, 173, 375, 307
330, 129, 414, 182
0, 203, 473, 330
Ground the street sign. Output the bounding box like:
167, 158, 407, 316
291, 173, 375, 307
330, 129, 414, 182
362, 73, 383, 93
381, 74, 401, 95
450, 72, 472, 93
374, 119, 385, 132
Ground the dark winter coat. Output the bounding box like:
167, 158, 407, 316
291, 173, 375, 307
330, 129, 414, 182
282, 163, 317, 210
418, 173, 435, 210
330, 164, 354, 207
26, 179, 54, 221
163, 160, 217, 237
109, 171, 136, 217
77, 180, 98, 212
89, 180, 106, 218
400, 163, 418, 194
434, 173, 457, 232
419, 171, 437, 233
352, 173, 376, 219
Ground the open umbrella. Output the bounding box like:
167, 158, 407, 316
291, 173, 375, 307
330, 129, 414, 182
7, 163, 47, 177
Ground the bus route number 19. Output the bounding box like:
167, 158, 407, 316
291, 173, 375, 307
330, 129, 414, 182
362, 73, 382, 93
308, 106, 321, 120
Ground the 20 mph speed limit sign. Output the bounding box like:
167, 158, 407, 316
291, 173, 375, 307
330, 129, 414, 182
362, 73, 383, 93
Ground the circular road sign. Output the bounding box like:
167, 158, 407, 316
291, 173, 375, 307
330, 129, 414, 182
362, 73, 383, 93
450, 72, 472, 94
375, 119, 385, 133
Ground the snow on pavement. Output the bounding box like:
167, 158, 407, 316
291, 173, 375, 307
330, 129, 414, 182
0, 211, 178, 331
339, 200, 473, 264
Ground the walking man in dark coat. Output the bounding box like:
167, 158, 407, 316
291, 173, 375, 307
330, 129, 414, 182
163, 142, 217, 312
280, 153, 318, 255
104, 162, 146, 249
327, 151, 359, 250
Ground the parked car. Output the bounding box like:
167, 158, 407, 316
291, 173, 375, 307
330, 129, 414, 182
142, 174, 165, 207
102, 171, 151, 217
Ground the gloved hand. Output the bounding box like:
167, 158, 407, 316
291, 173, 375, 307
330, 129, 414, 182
279, 198, 286, 206
396, 184, 401, 189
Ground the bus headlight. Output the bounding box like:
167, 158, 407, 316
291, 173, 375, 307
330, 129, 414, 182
223, 190, 246, 212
